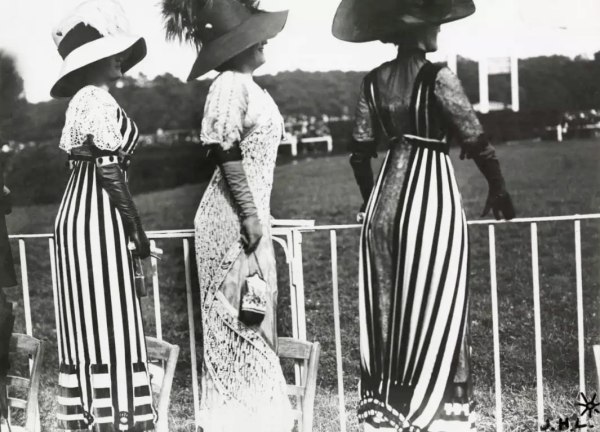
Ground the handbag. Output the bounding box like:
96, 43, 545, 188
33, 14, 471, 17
240, 251, 269, 326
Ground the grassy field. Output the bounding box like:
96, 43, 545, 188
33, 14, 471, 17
5, 138, 600, 431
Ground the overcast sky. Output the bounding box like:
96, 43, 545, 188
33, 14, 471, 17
0, 0, 599, 103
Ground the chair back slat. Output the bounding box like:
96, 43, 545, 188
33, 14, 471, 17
4, 334, 45, 432
7, 376, 30, 390
277, 337, 321, 432
287, 384, 305, 397
9, 334, 40, 356
278, 337, 313, 360
146, 340, 172, 361
8, 397, 27, 410
145, 337, 180, 432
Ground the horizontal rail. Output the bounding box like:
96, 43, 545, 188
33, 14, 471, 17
300, 214, 600, 231
8, 219, 317, 240
466, 213, 600, 225
9, 213, 600, 240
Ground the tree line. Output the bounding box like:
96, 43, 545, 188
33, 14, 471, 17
1, 51, 600, 144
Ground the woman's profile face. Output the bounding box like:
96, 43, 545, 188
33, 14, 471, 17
233, 41, 268, 73
87, 52, 125, 85
419, 25, 441, 52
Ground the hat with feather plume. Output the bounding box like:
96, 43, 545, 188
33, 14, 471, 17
332, 0, 475, 43
162, 0, 288, 81
50, 0, 146, 98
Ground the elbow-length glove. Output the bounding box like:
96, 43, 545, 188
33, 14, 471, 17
461, 138, 515, 220
349, 140, 376, 212
213, 145, 262, 252
95, 162, 150, 258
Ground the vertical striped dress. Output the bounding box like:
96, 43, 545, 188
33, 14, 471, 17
357, 62, 472, 431
54, 86, 156, 431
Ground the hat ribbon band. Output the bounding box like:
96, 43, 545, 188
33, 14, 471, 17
58, 23, 103, 60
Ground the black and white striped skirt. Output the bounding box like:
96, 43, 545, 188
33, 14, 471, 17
54, 160, 156, 431
358, 135, 470, 431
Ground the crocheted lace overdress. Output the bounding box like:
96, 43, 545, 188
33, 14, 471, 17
194, 71, 293, 432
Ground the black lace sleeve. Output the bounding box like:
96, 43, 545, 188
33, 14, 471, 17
435, 67, 496, 160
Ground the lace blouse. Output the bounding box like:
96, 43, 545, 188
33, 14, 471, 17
59, 86, 125, 153
200, 71, 283, 150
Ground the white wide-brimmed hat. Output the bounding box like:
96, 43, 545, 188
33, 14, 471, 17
51, 0, 147, 98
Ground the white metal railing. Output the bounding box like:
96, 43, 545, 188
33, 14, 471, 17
8, 213, 600, 432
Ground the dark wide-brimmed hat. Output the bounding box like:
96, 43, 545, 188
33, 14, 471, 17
50, 0, 147, 98
162, 0, 288, 81
332, 0, 476, 43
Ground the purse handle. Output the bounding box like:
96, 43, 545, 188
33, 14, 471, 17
248, 250, 265, 279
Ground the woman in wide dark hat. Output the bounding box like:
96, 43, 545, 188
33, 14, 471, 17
51, 1, 157, 430
162, 0, 293, 430
333, 0, 515, 431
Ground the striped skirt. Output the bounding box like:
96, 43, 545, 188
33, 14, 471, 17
358, 135, 471, 431
54, 160, 156, 431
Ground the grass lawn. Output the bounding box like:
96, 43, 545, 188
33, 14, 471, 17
5, 138, 600, 431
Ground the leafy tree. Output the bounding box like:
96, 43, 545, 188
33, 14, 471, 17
0, 50, 26, 142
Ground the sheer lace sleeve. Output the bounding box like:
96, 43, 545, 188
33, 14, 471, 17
435, 67, 496, 159
200, 71, 249, 151
352, 77, 375, 143
59, 86, 123, 153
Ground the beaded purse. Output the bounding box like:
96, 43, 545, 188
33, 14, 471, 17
240, 252, 268, 326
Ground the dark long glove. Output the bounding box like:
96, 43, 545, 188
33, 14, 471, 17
349, 139, 376, 212
464, 149, 515, 220
95, 162, 150, 258
213, 145, 262, 253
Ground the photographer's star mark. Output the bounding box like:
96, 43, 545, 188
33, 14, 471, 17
577, 392, 600, 418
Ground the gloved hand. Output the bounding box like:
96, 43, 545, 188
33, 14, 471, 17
95, 162, 151, 258
474, 157, 515, 220
129, 227, 151, 259
482, 190, 515, 220
241, 214, 263, 253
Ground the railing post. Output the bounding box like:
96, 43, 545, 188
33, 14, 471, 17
183, 239, 201, 430
287, 231, 300, 341
291, 229, 307, 341
49, 238, 61, 364
574, 220, 587, 429
330, 230, 347, 432
18, 239, 32, 337
531, 223, 545, 428
150, 239, 162, 341
489, 225, 503, 432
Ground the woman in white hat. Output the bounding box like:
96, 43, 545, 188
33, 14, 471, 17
162, 0, 294, 430
333, 0, 515, 431
51, 1, 156, 430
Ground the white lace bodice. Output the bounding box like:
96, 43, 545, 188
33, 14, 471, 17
200, 71, 284, 151
59, 86, 126, 153
199, 70, 283, 223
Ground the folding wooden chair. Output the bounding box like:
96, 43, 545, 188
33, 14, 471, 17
145, 337, 180, 432
277, 337, 321, 432
1, 333, 44, 432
